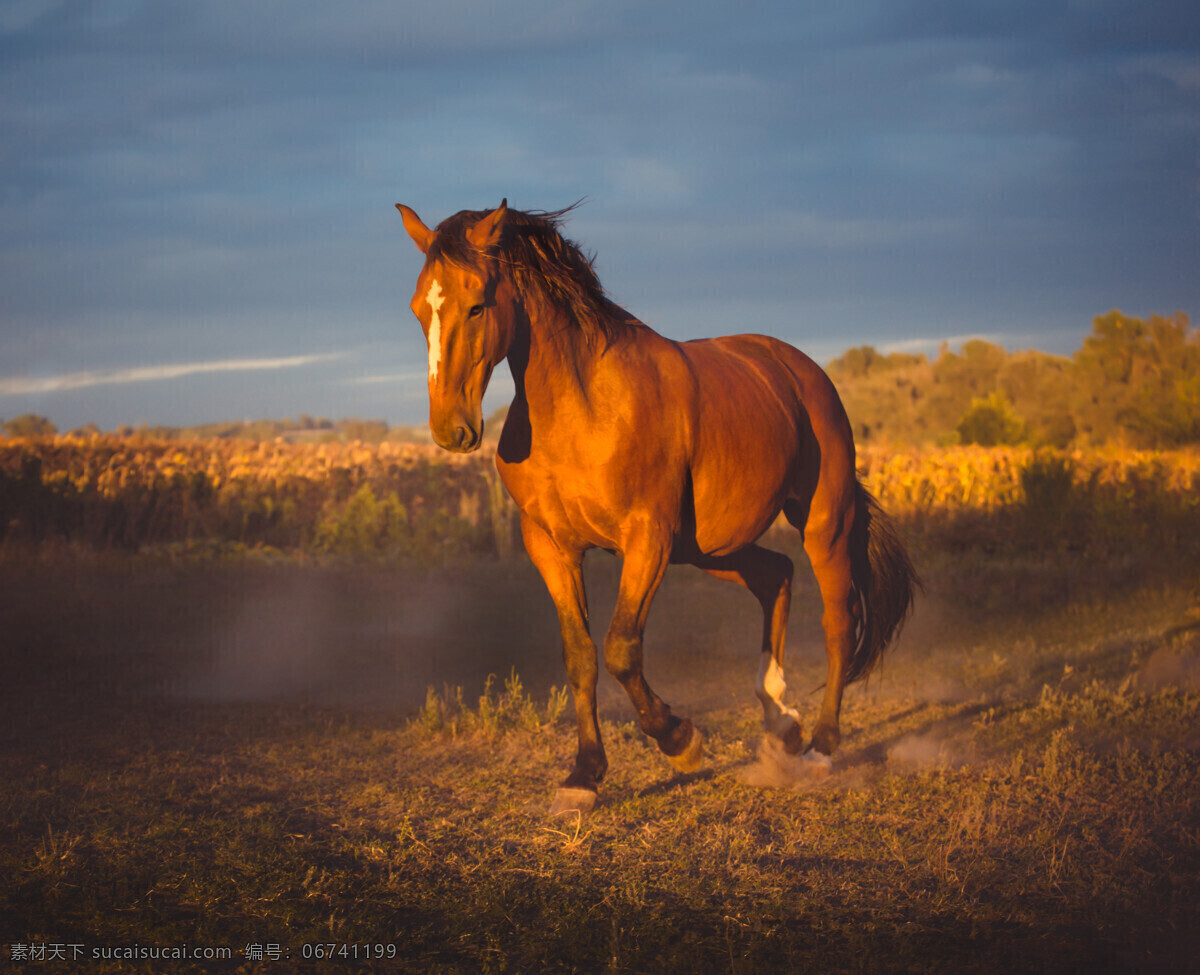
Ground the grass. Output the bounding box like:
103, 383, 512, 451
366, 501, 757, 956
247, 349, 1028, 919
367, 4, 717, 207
416, 669, 570, 737
1, 537, 1199, 972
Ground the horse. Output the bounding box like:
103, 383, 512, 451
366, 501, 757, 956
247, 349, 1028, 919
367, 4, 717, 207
395, 199, 918, 815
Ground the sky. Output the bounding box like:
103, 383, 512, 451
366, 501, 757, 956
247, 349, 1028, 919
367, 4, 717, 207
1, 0, 1197, 432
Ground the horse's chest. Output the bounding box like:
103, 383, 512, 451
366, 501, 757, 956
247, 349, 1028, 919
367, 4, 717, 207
496, 450, 635, 550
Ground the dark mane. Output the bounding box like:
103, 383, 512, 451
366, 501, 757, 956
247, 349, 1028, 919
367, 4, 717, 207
429, 204, 625, 341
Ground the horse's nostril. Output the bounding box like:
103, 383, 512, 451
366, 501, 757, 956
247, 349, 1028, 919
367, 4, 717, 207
454, 425, 478, 450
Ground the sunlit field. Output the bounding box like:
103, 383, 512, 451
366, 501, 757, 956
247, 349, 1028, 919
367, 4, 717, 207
2, 438, 1199, 972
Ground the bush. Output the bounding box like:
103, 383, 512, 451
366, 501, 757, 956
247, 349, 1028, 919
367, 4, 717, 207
957, 391, 1026, 447
313, 484, 411, 559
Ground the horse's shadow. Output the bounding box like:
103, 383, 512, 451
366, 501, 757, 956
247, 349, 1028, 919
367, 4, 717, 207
836, 699, 997, 772
637, 768, 715, 798
620, 698, 1001, 803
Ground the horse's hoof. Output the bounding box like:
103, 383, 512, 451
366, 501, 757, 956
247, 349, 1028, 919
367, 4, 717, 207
549, 787, 597, 817
809, 726, 840, 755
779, 719, 806, 754
738, 735, 832, 788
799, 748, 833, 775
667, 723, 705, 773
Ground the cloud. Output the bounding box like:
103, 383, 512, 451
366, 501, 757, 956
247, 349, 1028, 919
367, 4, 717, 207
1, 2, 1196, 431
348, 370, 428, 386
881, 333, 1008, 355
0, 353, 343, 395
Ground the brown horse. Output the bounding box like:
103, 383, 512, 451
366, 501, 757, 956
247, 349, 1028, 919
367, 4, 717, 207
396, 200, 918, 815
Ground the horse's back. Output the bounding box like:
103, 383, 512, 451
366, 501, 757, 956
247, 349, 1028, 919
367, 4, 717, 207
679, 332, 850, 453
683, 333, 840, 404
675, 333, 854, 554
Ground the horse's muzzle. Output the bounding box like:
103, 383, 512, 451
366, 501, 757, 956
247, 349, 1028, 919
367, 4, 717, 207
432, 420, 481, 453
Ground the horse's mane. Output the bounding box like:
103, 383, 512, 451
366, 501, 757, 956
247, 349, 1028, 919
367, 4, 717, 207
429, 204, 626, 342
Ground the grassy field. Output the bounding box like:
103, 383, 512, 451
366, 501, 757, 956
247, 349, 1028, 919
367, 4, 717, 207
2, 522, 1199, 972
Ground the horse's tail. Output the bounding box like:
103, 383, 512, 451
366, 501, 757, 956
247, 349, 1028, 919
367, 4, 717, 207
845, 481, 920, 684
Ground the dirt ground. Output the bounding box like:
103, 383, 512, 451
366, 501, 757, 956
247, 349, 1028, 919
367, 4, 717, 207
2, 537, 1199, 972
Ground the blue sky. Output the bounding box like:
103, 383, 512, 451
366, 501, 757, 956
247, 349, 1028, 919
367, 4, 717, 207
1, 0, 1197, 431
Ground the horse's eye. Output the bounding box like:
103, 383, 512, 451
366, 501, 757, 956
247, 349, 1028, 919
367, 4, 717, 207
468, 304, 485, 318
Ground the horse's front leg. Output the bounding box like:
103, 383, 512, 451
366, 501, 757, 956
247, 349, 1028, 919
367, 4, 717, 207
521, 518, 605, 815
604, 533, 704, 773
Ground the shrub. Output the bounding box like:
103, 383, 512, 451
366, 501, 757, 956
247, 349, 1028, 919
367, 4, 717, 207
313, 485, 411, 559
956, 391, 1026, 447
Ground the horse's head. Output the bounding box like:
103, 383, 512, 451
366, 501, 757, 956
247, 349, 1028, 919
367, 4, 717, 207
395, 200, 516, 453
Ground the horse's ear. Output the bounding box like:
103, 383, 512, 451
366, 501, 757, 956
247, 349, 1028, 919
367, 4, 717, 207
467, 198, 508, 253
396, 204, 435, 254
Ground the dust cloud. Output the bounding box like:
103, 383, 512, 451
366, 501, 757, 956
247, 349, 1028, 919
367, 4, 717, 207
174, 552, 791, 716
179, 562, 568, 712
1134, 631, 1200, 692
886, 729, 972, 770
184, 571, 453, 707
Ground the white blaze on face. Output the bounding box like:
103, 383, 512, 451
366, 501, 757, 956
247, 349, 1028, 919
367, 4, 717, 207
425, 278, 445, 383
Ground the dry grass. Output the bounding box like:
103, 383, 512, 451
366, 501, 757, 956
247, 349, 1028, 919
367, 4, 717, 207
2, 533, 1199, 971
0, 434, 512, 558
6, 436, 1199, 565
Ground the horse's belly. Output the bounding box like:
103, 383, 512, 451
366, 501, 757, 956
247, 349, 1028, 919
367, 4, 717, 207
689, 473, 790, 556
686, 429, 796, 555
679, 336, 810, 555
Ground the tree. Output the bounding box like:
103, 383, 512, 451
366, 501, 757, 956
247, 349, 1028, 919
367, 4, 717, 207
2, 414, 57, 437
829, 346, 882, 379
1121, 373, 1200, 446
956, 391, 1026, 447
829, 346, 925, 380
998, 351, 1075, 448
1074, 310, 1198, 446
1076, 309, 1152, 384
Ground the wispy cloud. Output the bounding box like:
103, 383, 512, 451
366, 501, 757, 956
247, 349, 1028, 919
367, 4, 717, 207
348, 371, 428, 386
0, 354, 343, 396
881, 334, 1006, 355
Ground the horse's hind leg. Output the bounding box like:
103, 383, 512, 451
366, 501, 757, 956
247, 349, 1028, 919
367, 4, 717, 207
604, 534, 704, 772
698, 545, 804, 754
789, 488, 859, 758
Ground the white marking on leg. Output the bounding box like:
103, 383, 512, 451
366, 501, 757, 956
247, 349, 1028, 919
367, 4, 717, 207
425, 278, 445, 383
756, 652, 802, 739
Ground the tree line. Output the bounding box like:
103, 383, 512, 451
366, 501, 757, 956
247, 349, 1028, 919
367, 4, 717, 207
828, 310, 1198, 448
4, 310, 1195, 450
0, 414, 434, 445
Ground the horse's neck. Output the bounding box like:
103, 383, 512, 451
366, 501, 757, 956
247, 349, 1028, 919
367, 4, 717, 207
514, 302, 608, 419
